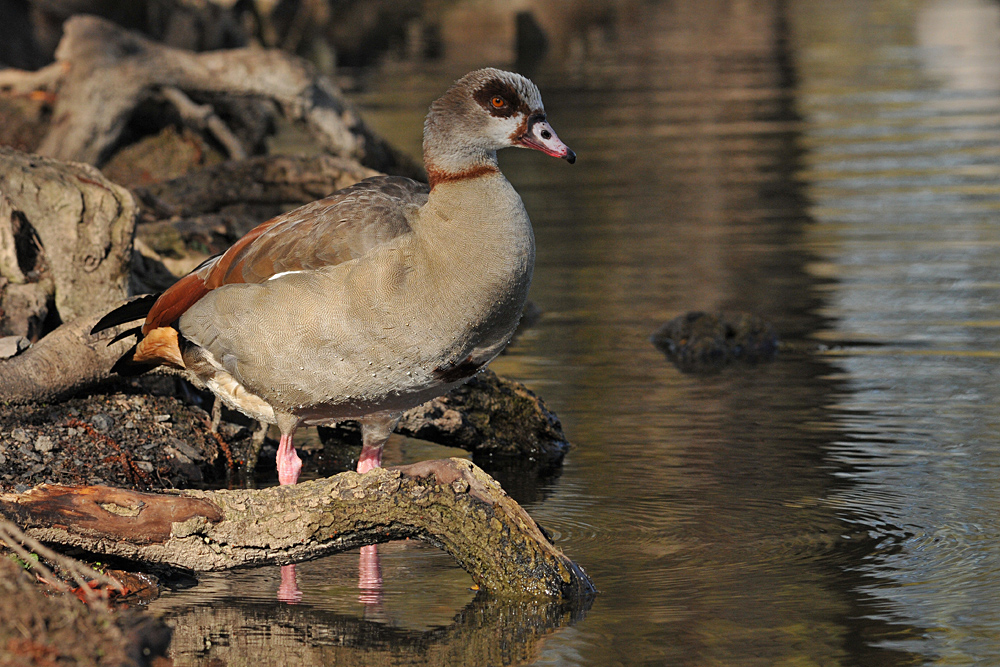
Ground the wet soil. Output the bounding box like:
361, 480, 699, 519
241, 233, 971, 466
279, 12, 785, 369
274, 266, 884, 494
0, 378, 250, 494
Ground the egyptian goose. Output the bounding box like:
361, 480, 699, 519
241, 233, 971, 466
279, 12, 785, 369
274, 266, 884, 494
92, 68, 574, 485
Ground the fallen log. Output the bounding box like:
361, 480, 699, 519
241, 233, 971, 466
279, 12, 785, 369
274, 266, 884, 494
0, 310, 134, 404
0, 458, 595, 600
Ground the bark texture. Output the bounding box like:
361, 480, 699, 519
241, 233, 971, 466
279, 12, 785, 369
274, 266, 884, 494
0, 309, 134, 404
0, 459, 595, 600
0, 147, 136, 330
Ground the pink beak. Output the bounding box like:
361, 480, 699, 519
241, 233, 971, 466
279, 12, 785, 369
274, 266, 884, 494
517, 115, 576, 163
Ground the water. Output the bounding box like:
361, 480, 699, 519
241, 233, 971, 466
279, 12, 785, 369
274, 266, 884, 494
147, 1, 1000, 664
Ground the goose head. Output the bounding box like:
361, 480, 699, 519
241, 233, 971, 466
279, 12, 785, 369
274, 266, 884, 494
423, 68, 575, 185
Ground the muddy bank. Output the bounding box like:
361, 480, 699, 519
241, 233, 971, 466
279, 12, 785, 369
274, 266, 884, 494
0, 381, 244, 493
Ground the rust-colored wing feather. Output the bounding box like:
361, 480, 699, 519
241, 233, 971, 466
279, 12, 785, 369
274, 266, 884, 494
141, 175, 428, 334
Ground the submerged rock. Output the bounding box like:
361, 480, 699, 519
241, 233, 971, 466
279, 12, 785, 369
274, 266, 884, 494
652, 311, 779, 371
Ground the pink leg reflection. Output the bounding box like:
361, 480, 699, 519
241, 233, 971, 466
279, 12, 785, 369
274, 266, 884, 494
278, 564, 302, 604
358, 544, 383, 605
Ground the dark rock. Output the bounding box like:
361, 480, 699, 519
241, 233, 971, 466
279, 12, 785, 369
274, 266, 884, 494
652, 311, 779, 371
320, 369, 570, 465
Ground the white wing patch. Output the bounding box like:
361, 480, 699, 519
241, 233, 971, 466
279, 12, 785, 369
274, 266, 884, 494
268, 270, 307, 281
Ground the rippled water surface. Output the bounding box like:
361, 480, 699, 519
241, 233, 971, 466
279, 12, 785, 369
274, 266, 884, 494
148, 1, 1000, 664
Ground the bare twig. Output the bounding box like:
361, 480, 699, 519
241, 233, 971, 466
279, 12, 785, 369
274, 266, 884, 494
160, 85, 248, 160
0, 518, 125, 605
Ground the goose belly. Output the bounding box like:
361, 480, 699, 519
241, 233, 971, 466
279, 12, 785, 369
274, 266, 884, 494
181, 287, 524, 423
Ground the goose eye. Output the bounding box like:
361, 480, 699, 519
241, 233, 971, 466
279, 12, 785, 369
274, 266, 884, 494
490, 96, 506, 108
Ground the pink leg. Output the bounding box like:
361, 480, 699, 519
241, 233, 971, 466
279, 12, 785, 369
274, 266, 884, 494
357, 442, 383, 473
355, 414, 399, 604
275, 426, 303, 603
276, 433, 302, 486
356, 414, 397, 474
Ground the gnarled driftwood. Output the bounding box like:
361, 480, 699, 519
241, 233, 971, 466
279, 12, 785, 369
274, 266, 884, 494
0, 458, 595, 600
0, 15, 420, 178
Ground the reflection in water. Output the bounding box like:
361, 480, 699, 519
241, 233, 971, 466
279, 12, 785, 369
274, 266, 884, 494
797, 0, 1000, 663
154, 565, 591, 666
147, 0, 1000, 664
357, 545, 382, 606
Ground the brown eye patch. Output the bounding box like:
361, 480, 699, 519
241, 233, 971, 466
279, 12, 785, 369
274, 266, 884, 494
473, 79, 530, 118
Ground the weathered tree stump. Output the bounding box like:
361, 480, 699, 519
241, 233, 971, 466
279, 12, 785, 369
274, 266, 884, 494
0, 147, 136, 338
0, 459, 595, 600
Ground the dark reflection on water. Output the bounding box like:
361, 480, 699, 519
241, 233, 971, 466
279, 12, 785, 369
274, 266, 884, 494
148, 0, 1000, 665
154, 556, 591, 665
